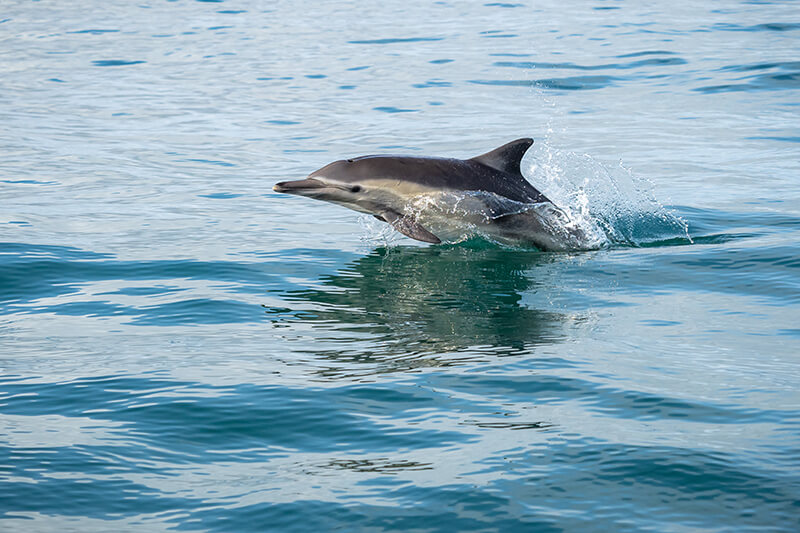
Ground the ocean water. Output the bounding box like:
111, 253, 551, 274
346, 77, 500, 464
1, 0, 799, 531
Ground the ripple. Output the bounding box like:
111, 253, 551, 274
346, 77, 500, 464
373, 106, 417, 113
411, 80, 452, 88
696, 62, 800, 92
712, 22, 800, 32
469, 76, 620, 90
67, 29, 119, 35
0, 243, 339, 320
91, 59, 146, 67
494, 57, 687, 71
616, 50, 678, 58
348, 37, 444, 45
0, 376, 474, 459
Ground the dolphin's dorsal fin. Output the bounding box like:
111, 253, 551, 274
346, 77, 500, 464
470, 138, 534, 176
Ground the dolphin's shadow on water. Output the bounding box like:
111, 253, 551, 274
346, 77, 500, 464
273, 243, 581, 372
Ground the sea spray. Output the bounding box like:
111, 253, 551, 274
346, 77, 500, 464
527, 143, 691, 247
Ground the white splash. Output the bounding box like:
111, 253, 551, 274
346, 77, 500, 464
527, 143, 691, 247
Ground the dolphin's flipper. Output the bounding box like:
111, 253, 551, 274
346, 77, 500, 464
470, 138, 533, 176
382, 211, 441, 244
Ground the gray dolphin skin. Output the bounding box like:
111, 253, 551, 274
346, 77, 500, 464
273, 138, 589, 250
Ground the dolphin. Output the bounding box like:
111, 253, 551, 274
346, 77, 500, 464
273, 138, 592, 250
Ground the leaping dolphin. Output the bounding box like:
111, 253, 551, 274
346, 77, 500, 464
273, 138, 593, 251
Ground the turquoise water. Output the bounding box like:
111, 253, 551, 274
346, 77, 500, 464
2, 0, 800, 531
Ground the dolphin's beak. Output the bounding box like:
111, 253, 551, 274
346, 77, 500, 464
273, 178, 325, 194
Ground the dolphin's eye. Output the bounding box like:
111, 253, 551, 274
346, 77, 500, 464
350, 185, 362, 193
346, 159, 354, 163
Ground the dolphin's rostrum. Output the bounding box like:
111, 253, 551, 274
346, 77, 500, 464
273, 139, 593, 250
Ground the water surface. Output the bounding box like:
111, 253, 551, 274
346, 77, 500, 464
1, 0, 799, 531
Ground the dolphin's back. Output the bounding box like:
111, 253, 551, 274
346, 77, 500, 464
331, 155, 550, 204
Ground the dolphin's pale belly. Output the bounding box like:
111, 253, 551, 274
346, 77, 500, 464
401, 191, 601, 251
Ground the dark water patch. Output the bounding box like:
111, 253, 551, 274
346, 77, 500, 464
637, 232, 759, 248
158, 441, 800, 532
0, 447, 197, 519
429, 373, 791, 423
0, 376, 473, 457
712, 22, 800, 32
535, 75, 619, 90
484, 2, 524, 7
480, 30, 517, 38
218, 9, 246, 14
0, 242, 112, 261
373, 106, 417, 113
101, 285, 187, 297
198, 192, 243, 199
640, 319, 681, 326
468, 79, 531, 87
185, 158, 235, 167
28, 300, 136, 318
429, 59, 453, 64
747, 135, 800, 143
612, 205, 799, 250
411, 80, 451, 88
1, 179, 57, 185
616, 50, 677, 58
594, 6, 619, 10
0, 242, 344, 314
751, 22, 800, 31
677, 206, 800, 234
494, 57, 686, 71
720, 61, 800, 73
377, 145, 423, 150
17, 295, 265, 326
92, 60, 146, 67
67, 29, 119, 35
695, 62, 800, 93
614, 243, 800, 303
130, 298, 264, 325
349, 37, 444, 45
486, 443, 800, 531
0, 444, 162, 479
168, 493, 561, 532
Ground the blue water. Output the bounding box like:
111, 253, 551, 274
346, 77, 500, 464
2, 0, 800, 531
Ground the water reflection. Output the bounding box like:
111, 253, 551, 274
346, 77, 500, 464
275, 244, 576, 369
